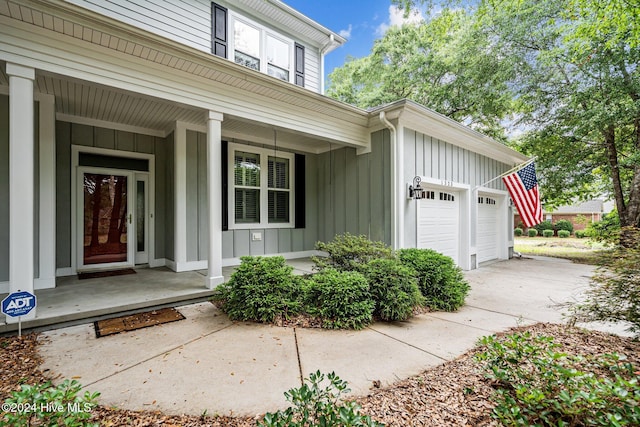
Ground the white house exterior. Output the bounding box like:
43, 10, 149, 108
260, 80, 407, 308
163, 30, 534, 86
0, 0, 527, 324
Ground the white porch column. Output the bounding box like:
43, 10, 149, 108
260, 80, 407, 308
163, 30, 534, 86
7, 63, 36, 322
206, 111, 224, 289
35, 94, 56, 289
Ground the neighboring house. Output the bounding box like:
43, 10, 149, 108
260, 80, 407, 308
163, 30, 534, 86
514, 200, 604, 231
0, 0, 527, 323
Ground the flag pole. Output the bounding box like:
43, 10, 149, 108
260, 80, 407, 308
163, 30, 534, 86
473, 156, 537, 191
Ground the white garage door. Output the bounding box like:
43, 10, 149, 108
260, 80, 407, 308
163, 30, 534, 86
477, 196, 499, 263
417, 190, 459, 264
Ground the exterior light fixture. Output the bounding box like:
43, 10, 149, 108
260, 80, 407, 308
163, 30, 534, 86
408, 176, 423, 200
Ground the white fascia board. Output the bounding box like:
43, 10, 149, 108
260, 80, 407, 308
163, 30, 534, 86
373, 101, 529, 166
0, 14, 368, 147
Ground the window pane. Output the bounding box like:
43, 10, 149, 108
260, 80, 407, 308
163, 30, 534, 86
235, 151, 260, 187
234, 20, 260, 58
268, 190, 289, 223
235, 51, 260, 71
267, 64, 289, 81
267, 35, 289, 70
235, 189, 260, 223
268, 156, 289, 189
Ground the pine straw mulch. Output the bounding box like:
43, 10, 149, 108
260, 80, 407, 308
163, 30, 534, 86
1, 323, 639, 426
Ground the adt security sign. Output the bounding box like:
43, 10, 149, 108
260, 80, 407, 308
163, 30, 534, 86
2, 291, 37, 317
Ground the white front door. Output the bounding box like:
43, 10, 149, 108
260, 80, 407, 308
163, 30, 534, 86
77, 167, 148, 271
417, 189, 460, 264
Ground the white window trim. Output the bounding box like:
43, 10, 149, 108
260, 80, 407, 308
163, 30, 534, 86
228, 142, 295, 229
228, 11, 295, 84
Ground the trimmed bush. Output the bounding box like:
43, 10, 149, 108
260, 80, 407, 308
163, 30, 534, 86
303, 269, 374, 329
542, 229, 554, 238
575, 230, 587, 238
554, 219, 574, 234
312, 233, 394, 272
533, 220, 553, 235
398, 248, 469, 311
558, 229, 570, 238
360, 258, 425, 321
585, 210, 621, 245
212, 256, 301, 323
527, 228, 538, 237
514, 227, 523, 237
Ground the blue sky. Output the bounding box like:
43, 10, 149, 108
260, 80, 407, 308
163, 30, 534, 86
283, 0, 426, 85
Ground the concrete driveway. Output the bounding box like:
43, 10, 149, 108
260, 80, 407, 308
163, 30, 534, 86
37, 256, 626, 417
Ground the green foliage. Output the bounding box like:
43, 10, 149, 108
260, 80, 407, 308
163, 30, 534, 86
398, 248, 469, 311
570, 227, 640, 335
513, 227, 523, 237
554, 219, 574, 234
557, 230, 571, 238
527, 228, 538, 238
542, 229, 554, 238
1, 379, 100, 427
575, 230, 587, 238
360, 258, 425, 321
303, 269, 374, 330
476, 331, 640, 426
212, 256, 302, 323
313, 233, 394, 272
534, 220, 554, 234
258, 371, 383, 427
585, 210, 621, 245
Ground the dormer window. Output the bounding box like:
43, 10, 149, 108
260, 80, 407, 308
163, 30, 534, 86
211, 2, 304, 86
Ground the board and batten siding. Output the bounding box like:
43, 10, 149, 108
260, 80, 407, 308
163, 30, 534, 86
65, 0, 322, 93
0, 95, 9, 281
316, 130, 393, 246
55, 122, 171, 269
402, 127, 511, 249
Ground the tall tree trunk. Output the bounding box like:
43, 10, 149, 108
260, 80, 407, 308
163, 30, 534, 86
603, 125, 627, 225
107, 177, 125, 244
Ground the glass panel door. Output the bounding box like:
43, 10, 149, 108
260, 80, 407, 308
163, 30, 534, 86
80, 170, 132, 269
135, 175, 149, 264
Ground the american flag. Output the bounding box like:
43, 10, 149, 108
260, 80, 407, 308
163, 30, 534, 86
502, 162, 543, 228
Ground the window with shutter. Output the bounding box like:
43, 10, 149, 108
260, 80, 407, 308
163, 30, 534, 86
268, 156, 290, 223
233, 151, 260, 223
211, 3, 228, 58
295, 43, 305, 87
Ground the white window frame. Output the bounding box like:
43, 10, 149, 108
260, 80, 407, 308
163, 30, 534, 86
229, 12, 295, 83
228, 143, 295, 229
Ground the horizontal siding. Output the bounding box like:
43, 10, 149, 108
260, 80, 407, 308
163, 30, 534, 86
304, 47, 320, 93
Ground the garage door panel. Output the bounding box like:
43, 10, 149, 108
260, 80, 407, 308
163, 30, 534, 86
477, 196, 499, 263
417, 190, 459, 264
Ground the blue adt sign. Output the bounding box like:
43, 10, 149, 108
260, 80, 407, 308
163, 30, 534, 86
2, 291, 37, 317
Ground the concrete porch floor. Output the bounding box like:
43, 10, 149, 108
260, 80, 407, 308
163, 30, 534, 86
0, 258, 316, 334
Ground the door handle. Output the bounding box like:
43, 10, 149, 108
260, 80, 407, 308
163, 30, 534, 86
128, 213, 132, 224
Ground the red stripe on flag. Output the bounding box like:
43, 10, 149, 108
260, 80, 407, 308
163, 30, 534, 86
502, 169, 542, 228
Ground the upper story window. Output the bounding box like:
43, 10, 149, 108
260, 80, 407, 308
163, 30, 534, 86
211, 2, 305, 87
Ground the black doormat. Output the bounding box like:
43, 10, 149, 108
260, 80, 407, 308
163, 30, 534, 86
78, 268, 136, 280
94, 307, 185, 338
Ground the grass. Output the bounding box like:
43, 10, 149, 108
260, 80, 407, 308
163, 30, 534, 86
514, 236, 608, 264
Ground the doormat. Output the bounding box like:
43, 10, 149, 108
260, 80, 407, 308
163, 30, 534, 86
78, 268, 136, 280
94, 307, 185, 338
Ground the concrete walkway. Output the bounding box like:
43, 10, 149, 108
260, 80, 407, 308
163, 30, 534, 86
37, 256, 628, 417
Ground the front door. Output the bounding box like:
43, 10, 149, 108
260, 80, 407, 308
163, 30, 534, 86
78, 168, 137, 271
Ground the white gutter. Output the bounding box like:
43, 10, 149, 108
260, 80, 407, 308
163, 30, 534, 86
319, 35, 335, 94
380, 111, 403, 249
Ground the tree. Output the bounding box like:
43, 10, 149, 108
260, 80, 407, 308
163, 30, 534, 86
327, 9, 516, 140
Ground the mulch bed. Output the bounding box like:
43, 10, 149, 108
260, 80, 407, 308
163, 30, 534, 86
1, 323, 638, 426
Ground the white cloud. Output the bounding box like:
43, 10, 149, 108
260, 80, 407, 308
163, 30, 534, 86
339, 24, 352, 39
376, 5, 424, 36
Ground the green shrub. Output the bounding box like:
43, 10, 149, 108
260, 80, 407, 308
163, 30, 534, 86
313, 233, 393, 272
513, 227, 523, 237
533, 220, 553, 234
303, 269, 374, 329
2, 379, 100, 427
558, 229, 570, 238
542, 229, 554, 238
527, 228, 538, 237
258, 371, 383, 427
476, 332, 640, 426
554, 219, 574, 234
212, 256, 301, 323
398, 248, 469, 311
360, 258, 425, 321
570, 227, 640, 335
585, 210, 621, 245
575, 230, 587, 238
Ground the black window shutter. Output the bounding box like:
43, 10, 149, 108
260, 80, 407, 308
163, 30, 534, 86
294, 43, 305, 87
221, 141, 228, 231
294, 153, 305, 228
212, 3, 228, 58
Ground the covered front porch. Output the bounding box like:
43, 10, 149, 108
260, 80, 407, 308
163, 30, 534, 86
0, 259, 315, 334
